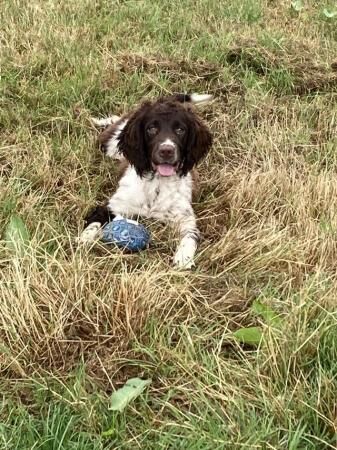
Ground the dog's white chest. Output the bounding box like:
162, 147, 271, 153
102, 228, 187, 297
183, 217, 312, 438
108, 167, 193, 220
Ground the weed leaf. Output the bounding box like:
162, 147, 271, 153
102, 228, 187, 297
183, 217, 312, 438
233, 326, 263, 346
291, 1, 304, 12
109, 377, 151, 412
4, 215, 30, 256
252, 300, 282, 327
102, 428, 115, 438
323, 8, 337, 18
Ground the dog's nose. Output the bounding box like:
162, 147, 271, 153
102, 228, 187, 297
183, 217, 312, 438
158, 145, 175, 159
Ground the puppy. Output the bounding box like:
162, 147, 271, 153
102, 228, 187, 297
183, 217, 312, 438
79, 93, 213, 268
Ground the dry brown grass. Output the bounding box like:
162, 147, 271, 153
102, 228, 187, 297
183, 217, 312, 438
1, 0, 337, 448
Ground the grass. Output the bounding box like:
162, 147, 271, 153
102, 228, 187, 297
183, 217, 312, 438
1, 0, 337, 448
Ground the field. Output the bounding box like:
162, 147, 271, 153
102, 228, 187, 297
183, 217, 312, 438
1, 0, 337, 448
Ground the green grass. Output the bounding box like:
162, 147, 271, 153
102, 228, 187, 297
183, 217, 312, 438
1, 0, 337, 448
2, 299, 337, 449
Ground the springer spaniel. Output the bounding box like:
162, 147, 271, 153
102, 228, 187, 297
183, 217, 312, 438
79, 93, 213, 268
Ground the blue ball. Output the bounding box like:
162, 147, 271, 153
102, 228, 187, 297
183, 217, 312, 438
101, 217, 150, 252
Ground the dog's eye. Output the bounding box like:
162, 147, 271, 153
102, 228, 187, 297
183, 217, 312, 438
147, 126, 158, 136
175, 127, 185, 136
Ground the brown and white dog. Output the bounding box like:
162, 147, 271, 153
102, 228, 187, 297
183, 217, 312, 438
79, 93, 213, 268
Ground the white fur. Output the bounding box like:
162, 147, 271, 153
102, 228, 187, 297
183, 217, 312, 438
159, 138, 177, 149
91, 116, 120, 127
190, 93, 213, 105
105, 120, 127, 159
108, 167, 192, 218
77, 222, 102, 244
173, 235, 197, 268
79, 166, 199, 268
109, 168, 198, 268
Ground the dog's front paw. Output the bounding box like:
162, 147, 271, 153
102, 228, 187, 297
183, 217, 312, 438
173, 247, 195, 269
77, 222, 102, 245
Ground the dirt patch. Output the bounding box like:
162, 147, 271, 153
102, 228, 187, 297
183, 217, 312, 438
110, 48, 337, 98
226, 46, 277, 75
118, 53, 221, 80
108, 52, 244, 100
226, 40, 337, 95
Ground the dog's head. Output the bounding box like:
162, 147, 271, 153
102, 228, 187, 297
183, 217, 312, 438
118, 99, 212, 177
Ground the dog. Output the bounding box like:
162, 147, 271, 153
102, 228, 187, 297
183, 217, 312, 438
79, 93, 213, 268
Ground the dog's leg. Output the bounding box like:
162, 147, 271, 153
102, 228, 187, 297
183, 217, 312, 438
77, 205, 114, 244
173, 214, 200, 269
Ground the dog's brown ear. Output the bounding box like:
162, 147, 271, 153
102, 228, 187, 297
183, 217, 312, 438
118, 102, 152, 176
181, 113, 212, 175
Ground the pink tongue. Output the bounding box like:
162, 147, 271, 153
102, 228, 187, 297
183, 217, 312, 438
157, 164, 175, 176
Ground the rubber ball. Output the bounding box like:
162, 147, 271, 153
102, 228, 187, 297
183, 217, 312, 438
101, 217, 150, 252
